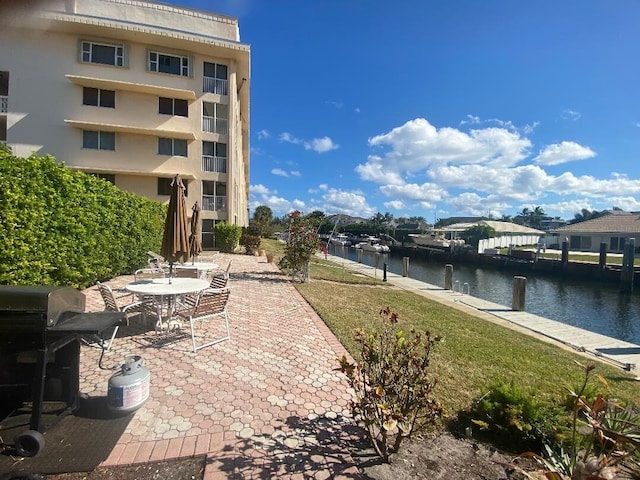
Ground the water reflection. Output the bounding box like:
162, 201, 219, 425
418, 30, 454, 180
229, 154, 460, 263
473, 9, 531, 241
333, 246, 640, 344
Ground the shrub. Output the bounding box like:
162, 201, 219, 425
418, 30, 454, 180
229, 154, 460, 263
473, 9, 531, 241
0, 151, 165, 288
239, 226, 261, 255
469, 380, 564, 453
277, 211, 319, 282
214, 221, 242, 253
337, 307, 441, 462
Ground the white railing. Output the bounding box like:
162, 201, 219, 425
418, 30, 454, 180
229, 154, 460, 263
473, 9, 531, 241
0, 95, 7, 113
203, 77, 228, 96
478, 235, 542, 254
201, 195, 226, 211
202, 155, 227, 173
202, 116, 228, 135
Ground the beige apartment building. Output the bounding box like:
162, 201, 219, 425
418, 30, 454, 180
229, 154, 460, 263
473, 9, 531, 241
0, 0, 250, 249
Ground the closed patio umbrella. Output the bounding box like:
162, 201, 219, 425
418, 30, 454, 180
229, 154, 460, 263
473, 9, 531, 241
160, 174, 190, 281
189, 201, 202, 264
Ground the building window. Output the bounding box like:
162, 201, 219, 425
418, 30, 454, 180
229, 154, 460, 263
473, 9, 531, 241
202, 181, 226, 211
83, 87, 115, 108
158, 177, 188, 196
202, 141, 227, 173
203, 62, 228, 95
80, 40, 125, 67
148, 51, 190, 76
158, 138, 187, 156
83, 130, 115, 151
90, 173, 116, 184
610, 237, 625, 252
158, 97, 188, 117
202, 102, 228, 135
202, 219, 218, 249
569, 235, 592, 251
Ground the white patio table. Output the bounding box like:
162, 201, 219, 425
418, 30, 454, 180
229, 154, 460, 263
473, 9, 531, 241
174, 262, 219, 279
125, 277, 209, 331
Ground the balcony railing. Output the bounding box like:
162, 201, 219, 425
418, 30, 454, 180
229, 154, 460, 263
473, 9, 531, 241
202, 155, 227, 173
203, 77, 228, 96
202, 195, 226, 212
202, 116, 228, 135
0, 96, 7, 114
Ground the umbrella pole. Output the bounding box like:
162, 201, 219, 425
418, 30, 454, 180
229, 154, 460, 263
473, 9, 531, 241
169, 263, 174, 284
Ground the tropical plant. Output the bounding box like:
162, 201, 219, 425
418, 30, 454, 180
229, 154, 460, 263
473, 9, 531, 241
515, 363, 640, 479
277, 210, 319, 282
251, 205, 273, 237
337, 307, 442, 462
214, 221, 242, 253
460, 225, 496, 250
239, 225, 261, 255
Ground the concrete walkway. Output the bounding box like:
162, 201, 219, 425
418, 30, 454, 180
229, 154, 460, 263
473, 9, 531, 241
324, 253, 640, 378
81, 253, 364, 479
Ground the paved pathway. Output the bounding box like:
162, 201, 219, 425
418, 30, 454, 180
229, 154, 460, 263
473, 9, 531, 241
81, 253, 364, 479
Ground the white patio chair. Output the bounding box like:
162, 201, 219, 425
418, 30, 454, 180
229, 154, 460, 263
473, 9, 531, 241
176, 286, 231, 353
97, 281, 155, 350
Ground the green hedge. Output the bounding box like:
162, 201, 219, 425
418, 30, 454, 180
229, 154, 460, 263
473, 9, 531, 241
0, 150, 166, 288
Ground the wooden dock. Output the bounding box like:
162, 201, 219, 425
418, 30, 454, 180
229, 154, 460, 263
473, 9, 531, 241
324, 254, 640, 377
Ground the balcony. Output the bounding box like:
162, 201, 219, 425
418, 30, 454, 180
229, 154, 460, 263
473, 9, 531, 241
0, 95, 7, 114
202, 195, 226, 212
203, 77, 228, 96
202, 155, 227, 173
202, 116, 228, 135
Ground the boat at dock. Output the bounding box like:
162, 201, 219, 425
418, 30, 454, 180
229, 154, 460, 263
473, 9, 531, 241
408, 232, 464, 250
328, 233, 352, 247
354, 235, 391, 253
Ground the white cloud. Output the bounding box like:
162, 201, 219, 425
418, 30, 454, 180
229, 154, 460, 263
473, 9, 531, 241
354, 160, 405, 185
534, 141, 596, 166
304, 136, 339, 153
321, 188, 377, 218
364, 119, 531, 177
257, 129, 270, 140
326, 101, 343, 109
607, 197, 640, 211
562, 109, 581, 121
290, 170, 302, 177
384, 200, 405, 210
379, 182, 447, 202
271, 168, 288, 177
279, 132, 303, 144
250, 184, 274, 195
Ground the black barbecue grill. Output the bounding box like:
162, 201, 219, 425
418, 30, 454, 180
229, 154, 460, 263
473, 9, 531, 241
0, 285, 124, 456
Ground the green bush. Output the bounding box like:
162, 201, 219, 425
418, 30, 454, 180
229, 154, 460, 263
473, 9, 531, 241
469, 380, 564, 453
214, 221, 242, 253
239, 226, 261, 255
0, 151, 165, 288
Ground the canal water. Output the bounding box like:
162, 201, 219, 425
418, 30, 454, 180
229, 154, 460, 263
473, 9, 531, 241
329, 246, 640, 344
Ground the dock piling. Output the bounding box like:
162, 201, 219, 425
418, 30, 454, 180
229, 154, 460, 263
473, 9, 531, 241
445, 264, 453, 290
402, 257, 409, 277
512, 276, 527, 311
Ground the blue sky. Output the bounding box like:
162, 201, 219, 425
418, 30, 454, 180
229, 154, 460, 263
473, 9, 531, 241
178, 0, 640, 221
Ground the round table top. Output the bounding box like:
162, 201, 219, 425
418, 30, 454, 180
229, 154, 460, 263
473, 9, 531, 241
175, 262, 219, 271
125, 277, 209, 296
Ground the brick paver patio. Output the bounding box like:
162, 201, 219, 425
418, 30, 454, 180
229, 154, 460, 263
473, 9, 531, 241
80, 252, 364, 479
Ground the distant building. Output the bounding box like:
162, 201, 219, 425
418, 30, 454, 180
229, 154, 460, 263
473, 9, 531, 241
0, 0, 250, 249
553, 210, 640, 253
540, 217, 567, 232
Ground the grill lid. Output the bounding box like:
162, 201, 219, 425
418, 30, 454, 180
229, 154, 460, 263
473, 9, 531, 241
0, 286, 86, 327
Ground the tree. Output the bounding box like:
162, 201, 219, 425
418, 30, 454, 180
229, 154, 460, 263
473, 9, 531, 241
278, 211, 319, 282
251, 205, 273, 237
460, 225, 496, 250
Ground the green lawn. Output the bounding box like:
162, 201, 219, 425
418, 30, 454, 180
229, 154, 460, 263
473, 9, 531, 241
257, 238, 639, 421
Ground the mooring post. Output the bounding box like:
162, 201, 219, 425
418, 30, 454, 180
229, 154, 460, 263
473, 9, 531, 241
357, 248, 363, 263
383, 263, 387, 282
374, 252, 380, 271
512, 276, 527, 311
620, 238, 635, 294
342, 245, 347, 259
444, 264, 453, 290
561, 241, 569, 269
402, 257, 409, 277
599, 242, 607, 274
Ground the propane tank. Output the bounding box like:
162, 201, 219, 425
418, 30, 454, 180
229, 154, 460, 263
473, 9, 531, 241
107, 355, 150, 414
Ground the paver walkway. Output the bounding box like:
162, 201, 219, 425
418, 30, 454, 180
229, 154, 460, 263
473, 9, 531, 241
81, 253, 364, 479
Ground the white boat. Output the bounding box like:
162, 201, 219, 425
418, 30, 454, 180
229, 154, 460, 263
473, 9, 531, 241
328, 233, 351, 246
355, 236, 390, 253
408, 233, 464, 250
